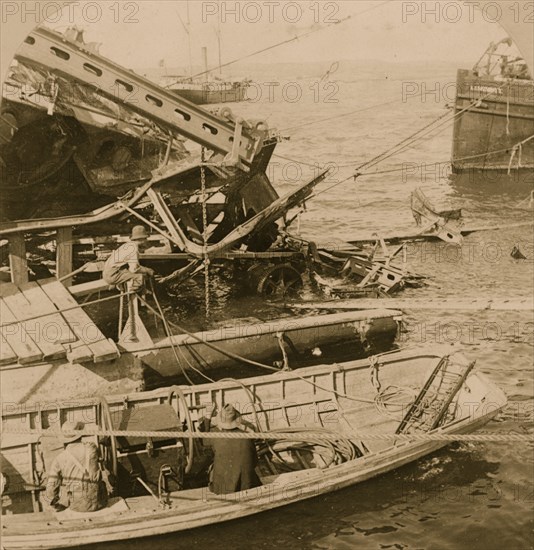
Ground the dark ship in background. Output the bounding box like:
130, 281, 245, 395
452, 0, 534, 176
452, 37, 533, 173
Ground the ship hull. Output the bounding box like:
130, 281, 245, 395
168, 83, 248, 105
452, 69, 534, 173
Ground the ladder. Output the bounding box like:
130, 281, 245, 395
396, 356, 475, 434
15, 26, 267, 171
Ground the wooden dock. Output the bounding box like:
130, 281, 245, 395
0, 278, 119, 366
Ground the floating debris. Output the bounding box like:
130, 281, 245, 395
511, 245, 528, 260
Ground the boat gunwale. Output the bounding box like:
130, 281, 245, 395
1, 349, 442, 417
1, 379, 506, 548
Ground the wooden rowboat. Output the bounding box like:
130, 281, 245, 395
0, 349, 506, 549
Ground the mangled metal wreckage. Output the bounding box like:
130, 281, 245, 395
0, 26, 415, 295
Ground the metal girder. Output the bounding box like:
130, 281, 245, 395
14, 26, 267, 170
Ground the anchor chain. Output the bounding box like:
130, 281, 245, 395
201, 146, 210, 320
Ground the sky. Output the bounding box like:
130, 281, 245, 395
38, 0, 511, 71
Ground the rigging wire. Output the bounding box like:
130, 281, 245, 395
279, 97, 402, 133
148, 278, 214, 385
136, 293, 416, 418
178, 1, 394, 82
282, 83, 512, 200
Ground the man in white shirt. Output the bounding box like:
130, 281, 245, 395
103, 225, 155, 292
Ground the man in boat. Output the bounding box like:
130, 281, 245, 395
45, 421, 107, 512
208, 404, 262, 495
103, 225, 155, 292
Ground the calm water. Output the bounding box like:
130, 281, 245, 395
88, 71, 533, 549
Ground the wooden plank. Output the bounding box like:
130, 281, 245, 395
0, 284, 67, 361
141, 251, 301, 261
348, 221, 534, 245
18, 281, 79, 351
0, 333, 18, 365
0, 297, 43, 365
64, 342, 94, 365
56, 227, 73, 286
69, 279, 112, 298
38, 279, 119, 363
8, 233, 28, 285
290, 297, 534, 312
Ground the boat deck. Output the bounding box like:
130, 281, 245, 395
0, 278, 118, 366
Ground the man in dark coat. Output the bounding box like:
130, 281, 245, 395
209, 404, 262, 495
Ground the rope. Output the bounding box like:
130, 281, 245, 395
135, 295, 384, 406
304, 87, 521, 199
200, 146, 210, 321
257, 427, 358, 470
506, 82, 511, 136
0, 290, 136, 329
280, 97, 402, 133
180, 2, 392, 82
148, 281, 214, 385
516, 191, 534, 209
4, 427, 531, 443
281, 82, 512, 197
277, 137, 534, 177
508, 134, 534, 175
355, 88, 508, 174
369, 355, 418, 419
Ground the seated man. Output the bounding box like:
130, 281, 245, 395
208, 404, 262, 495
45, 420, 107, 512
103, 225, 155, 292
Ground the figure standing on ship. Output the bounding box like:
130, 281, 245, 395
45, 421, 107, 512
103, 225, 155, 292
207, 404, 262, 495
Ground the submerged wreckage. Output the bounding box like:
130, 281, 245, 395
0, 19, 521, 549
0, 25, 420, 298
0, 26, 409, 404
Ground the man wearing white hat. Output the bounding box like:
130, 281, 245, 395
45, 420, 107, 512
103, 225, 155, 292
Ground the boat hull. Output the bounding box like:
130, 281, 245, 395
1, 358, 506, 549
138, 310, 401, 378
168, 83, 248, 105
2, 420, 499, 549
452, 69, 534, 173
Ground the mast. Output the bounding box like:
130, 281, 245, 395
216, 24, 222, 75
465, 1, 533, 73
186, 1, 193, 79
202, 47, 209, 83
